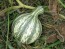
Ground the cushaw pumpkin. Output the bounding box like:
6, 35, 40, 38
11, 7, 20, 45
12, 6, 44, 44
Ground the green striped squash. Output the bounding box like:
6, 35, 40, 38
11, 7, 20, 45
12, 6, 44, 44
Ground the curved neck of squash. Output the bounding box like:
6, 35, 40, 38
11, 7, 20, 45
31, 6, 44, 17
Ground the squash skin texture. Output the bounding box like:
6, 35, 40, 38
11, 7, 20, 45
12, 6, 44, 44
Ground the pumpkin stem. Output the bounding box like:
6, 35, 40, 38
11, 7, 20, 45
31, 6, 44, 17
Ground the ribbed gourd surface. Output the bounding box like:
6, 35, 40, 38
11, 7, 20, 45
12, 6, 44, 44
